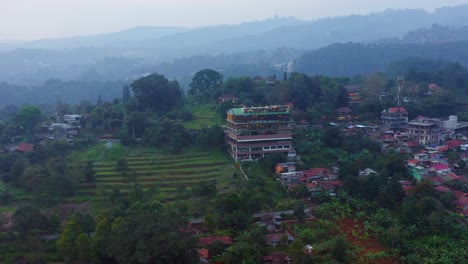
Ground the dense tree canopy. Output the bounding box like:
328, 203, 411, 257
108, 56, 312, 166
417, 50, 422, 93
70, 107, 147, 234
15, 105, 42, 132
189, 69, 223, 100
108, 203, 197, 264
131, 73, 182, 111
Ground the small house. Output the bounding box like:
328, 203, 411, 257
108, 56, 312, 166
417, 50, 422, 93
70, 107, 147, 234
218, 94, 239, 104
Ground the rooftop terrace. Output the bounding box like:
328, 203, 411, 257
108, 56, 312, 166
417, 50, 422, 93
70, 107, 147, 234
229, 105, 291, 116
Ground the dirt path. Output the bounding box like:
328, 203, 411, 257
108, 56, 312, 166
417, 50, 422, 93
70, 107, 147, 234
338, 218, 400, 264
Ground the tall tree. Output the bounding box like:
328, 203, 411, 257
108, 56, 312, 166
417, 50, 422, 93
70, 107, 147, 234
122, 85, 131, 105
189, 69, 223, 100
15, 105, 42, 132
108, 204, 197, 264
143, 119, 191, 153
57, 215, 83, 261
13, 204, 48, 233
131, 73, 182, 111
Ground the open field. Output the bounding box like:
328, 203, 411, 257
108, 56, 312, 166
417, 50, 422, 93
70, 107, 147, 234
70, 146, 235, 203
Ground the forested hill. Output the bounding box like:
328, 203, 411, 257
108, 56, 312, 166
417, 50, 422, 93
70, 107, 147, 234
2, 5, 468, 86
398, 24, 468, 44
293, 41, 468, 77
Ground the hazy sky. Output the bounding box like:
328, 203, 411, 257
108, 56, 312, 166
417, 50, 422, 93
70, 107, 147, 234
2, 0, 468, 40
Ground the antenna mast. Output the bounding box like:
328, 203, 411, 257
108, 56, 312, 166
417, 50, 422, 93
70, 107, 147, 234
396, 77, 403, 110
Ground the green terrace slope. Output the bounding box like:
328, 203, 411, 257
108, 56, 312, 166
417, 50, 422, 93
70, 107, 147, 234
73, 147, 234, 203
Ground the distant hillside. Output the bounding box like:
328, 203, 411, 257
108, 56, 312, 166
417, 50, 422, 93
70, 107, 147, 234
400, 24, 468, 44
2, 5, 468, 85
0, 26, 188, 50
293, 41, 468, 77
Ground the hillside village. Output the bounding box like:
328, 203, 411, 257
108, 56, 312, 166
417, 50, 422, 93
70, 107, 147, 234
0, 69, 467, 263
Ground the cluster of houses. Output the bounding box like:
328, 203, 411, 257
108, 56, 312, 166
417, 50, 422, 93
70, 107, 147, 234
40, 114, 82, 140
375, 105, 468, 217
405, 148, 468, 217
275, 162, 343, 198
2, 114, 83, 154
189, 211, 311, 264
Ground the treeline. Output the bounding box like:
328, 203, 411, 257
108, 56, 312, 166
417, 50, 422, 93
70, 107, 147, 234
294, 41, 468, 77
0, 79, 124, 106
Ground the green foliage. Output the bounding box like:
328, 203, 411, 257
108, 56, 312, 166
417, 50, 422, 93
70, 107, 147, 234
122, 85, 131, 105
143, 119, 191, 153
195, 125, 225, 149
131, 73, 182, 111
57, 215, 83, 261
222, 227, 266, 264
0, 182, 13, 204
314, 200, 353, 220
76, 233, 92, 262
164, 107, 194, 121
13, 204, 48, 233
108, 203, 197, 264
405, 235, 468, 264
83, 160, 95, 183
189, 69, 223, 100
331, 236, 348, 263
192, 180, 217, 198
294, 200, 306, 222
15, 105, 42, 131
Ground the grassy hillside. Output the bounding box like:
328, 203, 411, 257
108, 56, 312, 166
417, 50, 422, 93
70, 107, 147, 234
182, 103, 224, 130
71, 145, 234, 204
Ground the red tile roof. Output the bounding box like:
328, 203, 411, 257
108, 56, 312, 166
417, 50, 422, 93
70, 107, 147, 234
198, 248, 209, 259
452, 190, 467, 200
447, 173, 461, 180
407, 159, 419, 165
402, 186, 415, 195
437, 145, 449, 152
319, 181, 336, 190
433, 164, 449, 171
435, 186, 451, 192
405, 141, 419, 147
446, 140, 463, 149
428, 83, 439, 90
16, 143, 34, 153
199, 236, 233, 247
429, 176, 445, 185
304, 168, 328, 178
328, 180, 344, 187
455, 196, 468, 207
388, 107, 407, 113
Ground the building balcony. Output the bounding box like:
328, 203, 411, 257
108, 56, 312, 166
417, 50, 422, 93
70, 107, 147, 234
226, 132, 292, 142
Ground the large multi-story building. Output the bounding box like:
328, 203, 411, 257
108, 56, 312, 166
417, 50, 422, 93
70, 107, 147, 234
408, 116, 440, 145
225, 105, 294, 161
381, 107, 408, 128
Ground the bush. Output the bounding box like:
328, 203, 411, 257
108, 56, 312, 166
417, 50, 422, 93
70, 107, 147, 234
0, 182, 12, 204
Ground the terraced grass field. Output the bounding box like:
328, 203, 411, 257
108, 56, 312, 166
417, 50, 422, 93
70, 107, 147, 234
72, 146, 234, 203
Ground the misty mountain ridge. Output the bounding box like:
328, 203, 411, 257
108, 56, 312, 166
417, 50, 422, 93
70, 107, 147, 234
3, 5, 468, 52
1, 5, 468, 86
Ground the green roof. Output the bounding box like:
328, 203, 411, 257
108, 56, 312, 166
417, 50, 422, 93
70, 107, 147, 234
229, 107, 291, 116
230, 108, 245, 115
